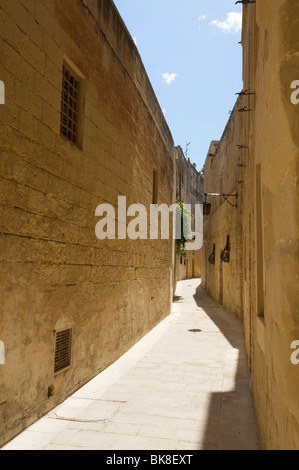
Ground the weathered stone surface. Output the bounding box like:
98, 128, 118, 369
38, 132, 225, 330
0, 0, 176, 447
175, 146, 204, 282
1, 279, 260, 451
202, 0, 299, 450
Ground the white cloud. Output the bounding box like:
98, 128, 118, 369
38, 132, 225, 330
162, 73, 177, 85
209, 12, 242, 33
198, 15, 207, 29
162, 108, 166, 114
133, 37, 137, 45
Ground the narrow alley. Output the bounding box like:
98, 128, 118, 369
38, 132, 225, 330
1, 279, 260, 451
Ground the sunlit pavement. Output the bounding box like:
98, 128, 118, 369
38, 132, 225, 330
1, 279, 260, 450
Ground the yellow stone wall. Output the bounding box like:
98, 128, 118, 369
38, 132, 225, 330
243, 0, 299, 450
203, 0, 299, 449
202, 107, 244, 321
175, 250, 202, 282
175, 146, 204, 282
0, 0, 176, 446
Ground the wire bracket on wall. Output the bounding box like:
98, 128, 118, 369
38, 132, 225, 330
236, 180, 245, 184
237, 163, 246, 167
221, 236, 231, 263
229, 106, 253, 114
204, 192, 238, 212
222, 194, 238, 208
209, 244, 216, 265
236, 90, 255, 96
235, 0, 256, 5
237, 145, 249, 149
237, 106, 253, 113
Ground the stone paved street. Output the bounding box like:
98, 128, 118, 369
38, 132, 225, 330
1, 279, 260, 451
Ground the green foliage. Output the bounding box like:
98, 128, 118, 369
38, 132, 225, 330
176, 202, 194, 260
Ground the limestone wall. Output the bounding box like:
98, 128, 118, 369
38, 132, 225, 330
202, 0, 299, 450
0, 0, 175, 446
175, 146, 204, 281
242, 0, 299, 450
202, 102, 244, 321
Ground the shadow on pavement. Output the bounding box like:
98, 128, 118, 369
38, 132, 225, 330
193, 283, 260, 450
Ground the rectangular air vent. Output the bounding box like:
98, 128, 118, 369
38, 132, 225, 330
54, 328, 72, 374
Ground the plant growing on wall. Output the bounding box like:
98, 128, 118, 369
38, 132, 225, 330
176, 203, 194, 260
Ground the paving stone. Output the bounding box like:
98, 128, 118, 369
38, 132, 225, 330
1, 279, 260, 451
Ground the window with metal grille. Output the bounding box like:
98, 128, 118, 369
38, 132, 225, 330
153, 170, 159, 204
60, 65, 80, 145
54, 328, 72, 374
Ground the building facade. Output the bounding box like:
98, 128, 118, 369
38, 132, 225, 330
202, 108, 244, 320
202, 0, 299, 450
0, 0, 177, 446
175, 146, 204, 281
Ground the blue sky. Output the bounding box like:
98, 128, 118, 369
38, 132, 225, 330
113, 0, 243, 171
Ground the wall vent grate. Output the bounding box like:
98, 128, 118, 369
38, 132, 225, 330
54, 328, 72, 374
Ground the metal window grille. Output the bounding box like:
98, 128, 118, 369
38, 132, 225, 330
153, 170, 159, 204
54, 328, 72, 373
60, 65, 80, 144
